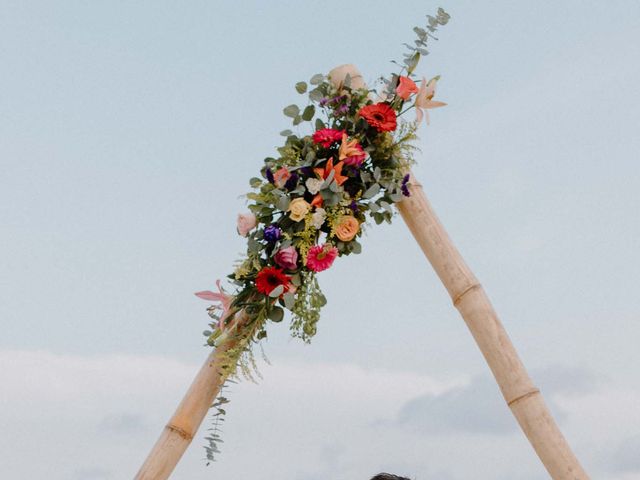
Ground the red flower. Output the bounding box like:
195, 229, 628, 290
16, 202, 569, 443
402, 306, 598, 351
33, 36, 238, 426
255, 266, 291, 296
312, 128, 345, 148
358, 103, 397, 132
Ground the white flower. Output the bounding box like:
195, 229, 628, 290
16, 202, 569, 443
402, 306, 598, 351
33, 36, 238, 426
305, 177, 323, 195
311, 208, 326, 229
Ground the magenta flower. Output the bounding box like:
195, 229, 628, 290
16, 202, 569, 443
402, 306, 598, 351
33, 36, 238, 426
274, 246, 299, 270
306, 244, 338, 272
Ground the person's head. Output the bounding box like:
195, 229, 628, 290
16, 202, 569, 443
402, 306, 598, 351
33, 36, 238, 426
370, 474, 411, 480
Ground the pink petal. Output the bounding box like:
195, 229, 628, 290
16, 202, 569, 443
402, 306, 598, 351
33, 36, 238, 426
415, 107, 424, 124
195, 291, 225, 301
426, 101, 447, 109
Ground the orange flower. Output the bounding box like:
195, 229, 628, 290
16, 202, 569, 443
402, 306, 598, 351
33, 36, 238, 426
396, 76, 418, 100
338, 134, 366, 167
334, 215, 360, 242
314, 158, 348, 186
311, 194, 324, 208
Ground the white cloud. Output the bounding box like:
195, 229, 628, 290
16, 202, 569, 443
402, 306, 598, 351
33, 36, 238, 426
0, 350, 636, 480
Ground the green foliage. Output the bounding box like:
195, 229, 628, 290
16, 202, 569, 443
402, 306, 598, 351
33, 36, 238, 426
200, 7, 451, 463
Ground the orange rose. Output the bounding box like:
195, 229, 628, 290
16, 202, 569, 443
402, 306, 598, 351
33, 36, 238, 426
335, 215, 360, 242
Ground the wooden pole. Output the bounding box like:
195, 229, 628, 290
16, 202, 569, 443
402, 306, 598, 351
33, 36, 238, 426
135, 64, 591, 479
396, 173, 589, 479
330, 64, 589, 479
135, 310, 248, 480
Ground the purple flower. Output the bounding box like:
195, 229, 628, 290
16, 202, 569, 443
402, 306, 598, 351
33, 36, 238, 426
263, 225, 282, 243
319, 97, 329, 107
265, 168, 274, 184
333, 105, 349, 117
401, 174, 411, 197
284, 172, 299, 191
299, 166, 314, 178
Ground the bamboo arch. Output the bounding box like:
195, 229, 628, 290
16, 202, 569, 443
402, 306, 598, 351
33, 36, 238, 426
135, 65, 590, 480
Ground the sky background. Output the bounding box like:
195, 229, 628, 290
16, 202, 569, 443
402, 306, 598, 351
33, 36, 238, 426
1, 1, 639, 479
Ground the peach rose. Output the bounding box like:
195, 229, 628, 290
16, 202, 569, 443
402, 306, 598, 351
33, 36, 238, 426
288, 198, 311, 222
335, 215, 360, 242
273, 167, 291, 188
236, 212, 257, 237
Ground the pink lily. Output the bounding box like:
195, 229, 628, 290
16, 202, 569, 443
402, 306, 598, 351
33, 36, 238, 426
415, 76, 447, 125
195, 280, 233, 330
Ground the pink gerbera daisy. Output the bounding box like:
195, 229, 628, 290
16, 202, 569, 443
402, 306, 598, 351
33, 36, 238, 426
306, 244, 338, 272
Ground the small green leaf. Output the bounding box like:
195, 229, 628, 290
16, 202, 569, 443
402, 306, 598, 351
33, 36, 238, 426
283, 292, 295, 310
362, 183, 381, 199
350, 241, 362, 254
249, 177, 262, 188
276, 195, 291, 211
280, 129, 293, 137
309, 87, 324, 102
301, 105, 315, 121
292, 115, 302, 126
295, 81, 307, 94
309, 73, 324, 85
283, 105, 300, 118
269, 285, 284, 298
268, 305, 284, 321
315, 118, 325, 130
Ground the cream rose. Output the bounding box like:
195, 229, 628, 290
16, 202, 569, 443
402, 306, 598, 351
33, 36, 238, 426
288, 198, 311, 222
311, 208, 326, 229
305, 177, 323, 195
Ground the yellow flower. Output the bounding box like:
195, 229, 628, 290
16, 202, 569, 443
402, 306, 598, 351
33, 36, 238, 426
288, 198, 311, 222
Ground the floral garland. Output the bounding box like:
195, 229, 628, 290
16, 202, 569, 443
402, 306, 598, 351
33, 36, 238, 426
196, 8, 450, 462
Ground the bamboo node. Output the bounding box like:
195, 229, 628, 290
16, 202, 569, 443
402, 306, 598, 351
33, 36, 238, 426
507, 388, 541, 407
166, 423, 194, 441
452, 282, 482, 306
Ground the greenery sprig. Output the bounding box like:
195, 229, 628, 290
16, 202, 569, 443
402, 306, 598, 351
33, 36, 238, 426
198, 7, 450, 462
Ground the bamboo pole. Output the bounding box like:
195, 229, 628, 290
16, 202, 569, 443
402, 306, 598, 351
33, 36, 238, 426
136, 64, 591, 479
396, 173, 589, 479
135, 310, 248, 480
331, 64, 589, 479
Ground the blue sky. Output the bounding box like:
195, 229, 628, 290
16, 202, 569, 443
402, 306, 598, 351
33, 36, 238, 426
1, 1, 639, 479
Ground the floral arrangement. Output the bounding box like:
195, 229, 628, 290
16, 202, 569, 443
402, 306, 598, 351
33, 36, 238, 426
196, 8, 450, 462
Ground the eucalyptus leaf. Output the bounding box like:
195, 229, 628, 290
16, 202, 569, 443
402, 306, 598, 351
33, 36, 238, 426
380, 201, 393, 213
269, 285, 285, 298
280, 129, 293, 136
301, 105, 315, 121
276, 196, 291, 211
309, 73, 324, 85
292, 115, 302, 126
295, 82, 307, 94
249, 177, 262, 188
268, 305, 284, 321
362, 183, 381, 199
283, 104, 300, 118
309, 88, 324, 102
283, 292, 295, 310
